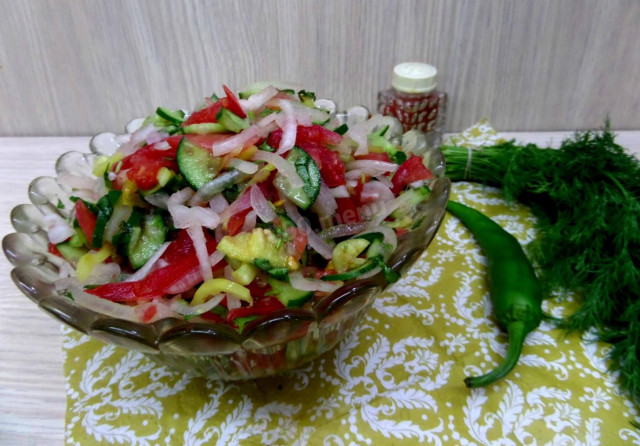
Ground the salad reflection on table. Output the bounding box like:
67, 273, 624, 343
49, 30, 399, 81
6, 83, 450, 378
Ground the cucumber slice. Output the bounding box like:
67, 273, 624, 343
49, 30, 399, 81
321, 257, 381, 281
156, 107, 185, 125
55, 242, 88, 266
177, 138, 223, 190
268, 277, 313, 308
182, 123, 227, 134
127, 213, 167, 269
216, 108, 249, 133
273, 147, 321, 209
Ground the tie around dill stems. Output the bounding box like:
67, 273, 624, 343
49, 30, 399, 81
441, 126, 640, 403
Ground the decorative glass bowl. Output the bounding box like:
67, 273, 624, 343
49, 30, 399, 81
2, 106, 451, 380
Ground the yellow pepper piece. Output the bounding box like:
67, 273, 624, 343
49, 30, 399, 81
121, 180, 146, 207
248, 164, 275, 186
192, 278, 252, 306
231, 263, 259, 285
92, 156, 111, 177
76, 245, 112, 282
237, 145, 258, 161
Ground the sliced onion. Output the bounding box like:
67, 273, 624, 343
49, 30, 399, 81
68, 285, 138, 321
275, 99, 297, 154
369, 190, 416, 226
374, 175, 394, 188
143, 192, 170, 210
171, 293, 225, 316
252, 151, 304, 189
358, 225, 398, 253
85, 262, 121, 285
170, 204, 220, 229
227, 158, 258, 174
187, 226, 213, 282
250, 186, 276, 223
289, 271, 343, 293
209, 249, 226, 266
146, 130, 169, 145
284, 200, 333, 259
125, 241, 171, 282
211, 125, 260, 156
329, 185, 350, 198
242, 85, 279, 111
151, 140, 171, 150
318, 222, 369, 239
43, 213, 75, 244
311, 184, 338, 218
168, 188, 194, 206
241, 210, 257, 232
226, 295, 241, 310
361, 181, 395, 203
208, 194, 229, 213
219, 188, 252, 223
165, 265, 202, 295
346, 160, 398, 176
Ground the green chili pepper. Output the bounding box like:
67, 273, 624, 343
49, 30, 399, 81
446, 200, 543, 388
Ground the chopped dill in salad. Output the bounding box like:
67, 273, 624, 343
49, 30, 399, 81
50, 84, 436, 329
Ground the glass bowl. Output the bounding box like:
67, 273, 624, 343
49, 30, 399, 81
2, 106, 451, 380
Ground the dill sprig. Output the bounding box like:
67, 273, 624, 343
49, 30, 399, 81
441, 125, 640, 403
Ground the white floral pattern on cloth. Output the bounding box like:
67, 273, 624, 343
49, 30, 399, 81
63, 181, 640, 446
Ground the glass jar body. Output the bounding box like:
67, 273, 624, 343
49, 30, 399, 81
377, 89, 448, 149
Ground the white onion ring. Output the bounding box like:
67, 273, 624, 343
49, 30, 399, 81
171, 293, 225, 316
241, 210, 257, 232
275, 99, 297, 154
242, 86, 279, 111
329, 185, 350, 198
125, 241, 171, 282
43, 213, 75, 244
187, 226, 213, 282
227, 158, 258, 174
250, 185, 277, 222
252, 151, 304, 189
211, 125, 260, 156
289, 271, 343, 293
284, 200, 333, 259
360, 181, 395, 203
369, 190, 415, 226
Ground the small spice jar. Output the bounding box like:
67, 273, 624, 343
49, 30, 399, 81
377, 62, 448, 148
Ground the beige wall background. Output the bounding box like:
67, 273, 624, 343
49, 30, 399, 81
1, 0, 638, 136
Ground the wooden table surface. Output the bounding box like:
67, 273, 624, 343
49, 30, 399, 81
1, 132, 639, 445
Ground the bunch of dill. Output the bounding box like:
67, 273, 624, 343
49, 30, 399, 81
441, 126, 640, 403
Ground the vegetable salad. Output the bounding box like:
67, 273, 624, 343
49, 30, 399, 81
50, 84, 435, 329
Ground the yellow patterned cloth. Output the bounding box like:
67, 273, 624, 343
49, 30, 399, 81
63, 125, 640, 445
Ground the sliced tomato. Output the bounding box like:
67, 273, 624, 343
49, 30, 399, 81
226, 208, 253, 236
226, 296, 285, 323
335, 196, 361, 225
391, 155, 434, 195
355, 153, 391, 162
222, 85, 247, 119
352, 174, 372, 207
266, 124, 343, 148
74, 200, 97, 242
182, 98, 228, 126
298, 142, 346, 187
117, 142, 179, 190
88, 229, 220, 301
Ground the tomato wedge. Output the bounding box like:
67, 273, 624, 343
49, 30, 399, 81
222, 85, 247, 119
299, 142, 346, 187
335, 197, 361, 225
74, 200, 97, 242
391, 155, 434, 194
